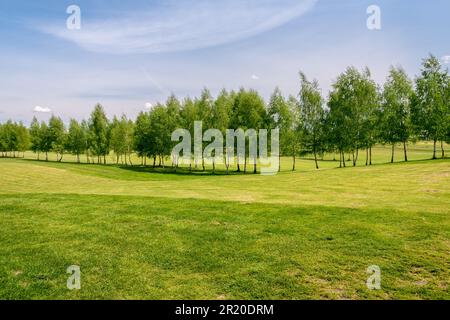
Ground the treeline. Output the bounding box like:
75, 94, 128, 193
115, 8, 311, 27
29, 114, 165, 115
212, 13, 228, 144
0, 55, 449, 172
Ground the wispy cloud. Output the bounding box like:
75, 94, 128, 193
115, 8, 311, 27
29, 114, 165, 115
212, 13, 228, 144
33, 106, 51, 113
442, 55, 450, 64
251, 74, 260, 80
38, 0, 317, 54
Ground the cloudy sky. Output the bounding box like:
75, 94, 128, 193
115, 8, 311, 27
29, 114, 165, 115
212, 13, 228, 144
0, 0, 448, 123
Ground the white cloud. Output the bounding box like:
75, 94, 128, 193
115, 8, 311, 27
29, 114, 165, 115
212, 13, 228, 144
38, 0, 317, 54
251, 74, 260, 80
33, 106, 51, 113
144, 102, 153, 110
442, 55, 450, 64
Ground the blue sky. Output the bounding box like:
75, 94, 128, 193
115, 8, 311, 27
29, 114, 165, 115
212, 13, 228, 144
0, 0, 449, 123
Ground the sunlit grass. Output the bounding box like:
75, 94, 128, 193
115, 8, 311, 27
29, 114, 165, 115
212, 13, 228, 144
0, 142, 449, 299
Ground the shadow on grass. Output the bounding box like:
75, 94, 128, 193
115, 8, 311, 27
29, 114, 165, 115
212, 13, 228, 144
2, 155, 448, 177
118, 165, 260, 176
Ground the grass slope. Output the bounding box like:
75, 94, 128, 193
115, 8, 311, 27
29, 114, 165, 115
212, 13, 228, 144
0, 144, 449, 299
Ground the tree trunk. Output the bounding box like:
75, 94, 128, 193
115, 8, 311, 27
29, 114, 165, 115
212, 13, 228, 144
353, 149, 359, 167
77, 154, 80, 163
342, 152, 346, 167
128, 152, 133, 166
433, 140, 437, 159
403, 141, 408, 162
391, 144, 395, 163
292, 155, 296, 171
225, 154, 229, 175
369, 147, 372, 165
253, 158, 257, 174
313, 149, 319, 170
339, 151, 342, 168
278, 154, 281, 173
46, 152, 48, 161
441, 141, 445, 159
365, 149, 369, 166
244, 157, 247, 174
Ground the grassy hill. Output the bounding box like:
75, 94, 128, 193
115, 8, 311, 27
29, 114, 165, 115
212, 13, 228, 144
0, 143, 449, 299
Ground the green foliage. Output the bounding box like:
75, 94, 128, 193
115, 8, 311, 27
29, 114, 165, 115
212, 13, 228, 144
379, 67, 414, 161
48, 116, 66, 161
66, 119, 87, 162
2, 55, 449, 167
89, 104, 110, 162
412, 55, 449, 158
328, 67, 379, 166
0, 120, 31, 157
298, 73, 325, 169
0, 154, 449, 299
110, 115, 134, 164
134, 111, 153, 159
267, 88, 294, 156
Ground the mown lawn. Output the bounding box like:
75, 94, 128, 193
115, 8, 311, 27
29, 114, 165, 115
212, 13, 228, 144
0, 144, 449, 299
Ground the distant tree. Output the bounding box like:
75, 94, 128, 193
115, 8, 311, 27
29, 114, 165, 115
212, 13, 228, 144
328, 69, 357, 167
212, 90, 234, 173
134, 111, 153, 166
446, 74, 450, 157
180, 97, 201, 171
267, 87, 293, 172
15, 122, 30, 157
358, 71, 380, 166
39, 121, 52, 161
109, 115, 134, 165
125, 118, 135, 166
0, 123, 7, 157
287, 95, 301, 171
89, 104, 110, 164
195, 89, 214, 171
66, 119, 86, 163
29, 117, 42, 160
412, 55, 448, 159
166, 95, 182, 168
48, 116, 66, 162
149, 104, 171, 167
81, 120, 93, 163
379, 67, 414, 162
328, 67, 378, 167
231, 88, 266, 173
298, 73, 325, 169
2, 121, 17, 157
110, 116, 125, 164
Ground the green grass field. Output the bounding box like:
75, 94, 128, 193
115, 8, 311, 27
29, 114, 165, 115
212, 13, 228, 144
0, 143, 449, 300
